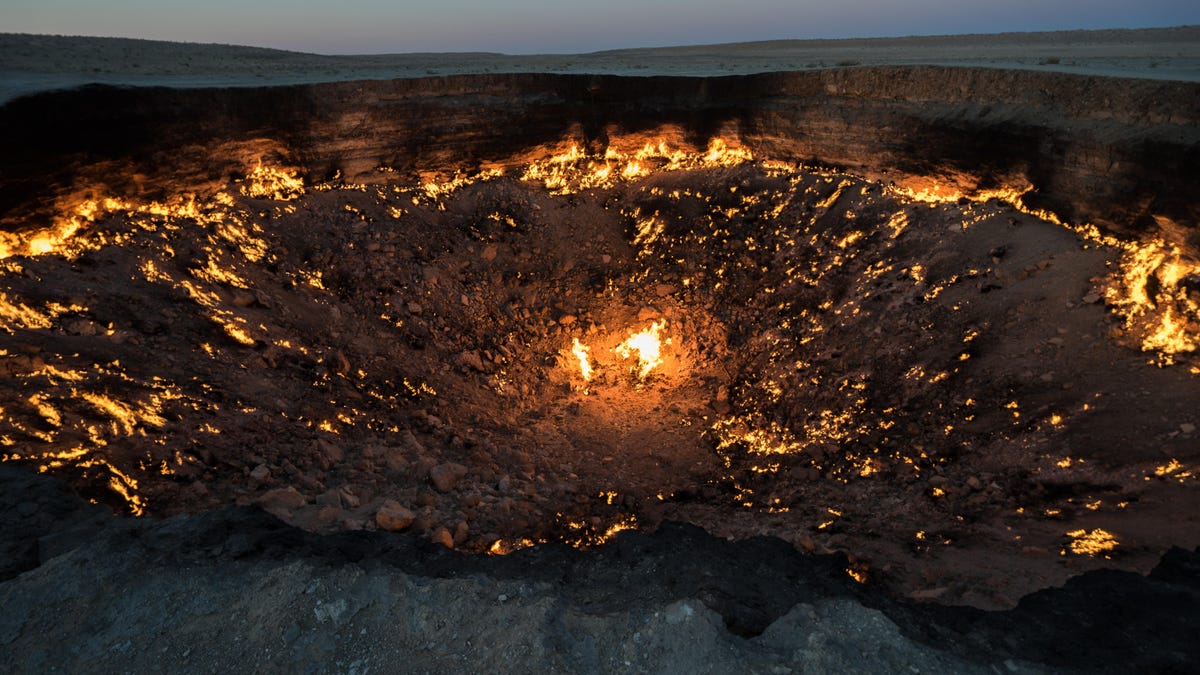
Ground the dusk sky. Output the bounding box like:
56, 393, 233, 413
3, 0, 1198, 54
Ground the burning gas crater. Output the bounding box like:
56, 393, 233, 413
2, 130, 1198, 603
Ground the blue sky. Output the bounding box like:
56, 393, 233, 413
2, 0, 1197, 54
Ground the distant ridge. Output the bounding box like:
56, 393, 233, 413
1, 25, 1197, 104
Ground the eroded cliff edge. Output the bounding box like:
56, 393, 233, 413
2, 67, 1197, 243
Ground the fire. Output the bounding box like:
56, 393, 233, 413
519, 130, 753, 194
240, 160, 304, 200
616, 321, 665, 380
571, 337, 593, 382
1104, 241, 1200, 364
1065, 528, 1119, 557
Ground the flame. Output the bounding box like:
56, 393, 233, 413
571, 337, 593, 382
240, 160, 304, 200
892, 180, 1200, 366
1104, 241, 1200, 364
616, 321, 665, 380
519, 131, 752, 194
1065, 528, 1119, 557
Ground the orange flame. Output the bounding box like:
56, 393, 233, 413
571, 337, 593, 382
616, 321, 665, 379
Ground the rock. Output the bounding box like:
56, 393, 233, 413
430, 463, 468, 492
455, 350, 486, 372
637, 307, 660, 321
1182, 423, 1196, 434
480, 244, 498, 261
331, 350, 351, 375
230, 289, 256, 307
316, 439, 344, 466
255, 487, 307, 516
62, 318, 98, 336
966, 476, 983, 491
1082, 291, 1102, 304
399, 430, 425, 454
374, 500, 415, 532
558, 314, 577, 326
908, 587, 948, 601
249, 464, 271, 482
384, 449, 409, 474
338, 486, 361, 509
407, 301, 423, 315
430, 526, 454, 548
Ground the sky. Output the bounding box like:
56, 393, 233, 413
2, 0, 1198, 55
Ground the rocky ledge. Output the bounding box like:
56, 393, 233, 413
1, 465, 1197, 673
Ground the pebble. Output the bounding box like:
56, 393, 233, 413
1182, 423, 1196, 434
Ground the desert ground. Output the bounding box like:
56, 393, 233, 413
1, 26, 1198, 104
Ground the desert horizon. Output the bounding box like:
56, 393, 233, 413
2, 25, 1199, 104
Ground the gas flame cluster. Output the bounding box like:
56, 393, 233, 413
522, 135, 753, 194
569, 321, 668, 385
615, 320, 666, 380
892, 180, 1200, 367
1104, 241, 1200, 364
240, 161, 305, 201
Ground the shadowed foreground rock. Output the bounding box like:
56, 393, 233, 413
1, 466, 1196, 673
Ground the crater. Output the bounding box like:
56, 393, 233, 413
1, 69, 1198, 609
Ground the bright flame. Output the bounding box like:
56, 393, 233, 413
241, 160, 304, 201
571, 337, 593, 382
1065, 528, 1119, 557
616, 321, 665, 380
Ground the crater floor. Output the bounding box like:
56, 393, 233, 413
1, 140, 1198, 608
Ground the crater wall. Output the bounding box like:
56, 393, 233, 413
2, 67, 1197, 243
